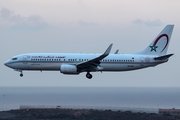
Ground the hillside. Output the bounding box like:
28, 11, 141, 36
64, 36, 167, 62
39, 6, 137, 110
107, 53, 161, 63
0, 108, 179, 120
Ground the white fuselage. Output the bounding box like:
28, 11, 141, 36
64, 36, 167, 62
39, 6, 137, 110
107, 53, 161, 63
4, 53, 166, 72
3, 25, 174, 79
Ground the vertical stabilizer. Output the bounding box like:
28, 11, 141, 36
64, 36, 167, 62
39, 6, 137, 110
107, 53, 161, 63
136, 25, 174, 56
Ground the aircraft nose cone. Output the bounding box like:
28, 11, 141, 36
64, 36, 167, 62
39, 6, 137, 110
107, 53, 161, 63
4, 60, 10, 67
4, 61, 8, 66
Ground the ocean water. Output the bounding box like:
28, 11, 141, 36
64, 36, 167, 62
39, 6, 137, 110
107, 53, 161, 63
0, 87, 180, 111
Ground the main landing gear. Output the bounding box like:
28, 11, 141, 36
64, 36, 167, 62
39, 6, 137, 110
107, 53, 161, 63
86, 72, 92, 79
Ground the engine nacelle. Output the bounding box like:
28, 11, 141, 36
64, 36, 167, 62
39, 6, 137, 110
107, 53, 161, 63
60, 64, 79, 74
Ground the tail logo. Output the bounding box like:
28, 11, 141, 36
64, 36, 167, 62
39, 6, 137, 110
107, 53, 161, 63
149, 34, 169, 52
150, 45, 158, 52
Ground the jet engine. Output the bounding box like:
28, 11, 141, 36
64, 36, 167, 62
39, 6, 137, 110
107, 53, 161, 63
60, 64, 79, 74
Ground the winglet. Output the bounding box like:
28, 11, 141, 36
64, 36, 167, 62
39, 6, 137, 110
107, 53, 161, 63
76, 43, 113, 69
114, 49, 119, 54
103, 44, 113, 56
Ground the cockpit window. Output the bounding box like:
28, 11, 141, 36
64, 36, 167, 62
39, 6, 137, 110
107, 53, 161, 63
12, 58, 17, 60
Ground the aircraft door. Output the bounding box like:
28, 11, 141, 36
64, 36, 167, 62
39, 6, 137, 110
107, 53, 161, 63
22, 55, 30, 69
23, 55, 30, 61
140, 57, 144, 66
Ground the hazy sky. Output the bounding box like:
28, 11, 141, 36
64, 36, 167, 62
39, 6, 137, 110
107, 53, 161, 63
0, 0, 180, 87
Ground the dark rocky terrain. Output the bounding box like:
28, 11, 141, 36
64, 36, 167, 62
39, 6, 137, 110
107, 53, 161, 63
0, 108, 179, 120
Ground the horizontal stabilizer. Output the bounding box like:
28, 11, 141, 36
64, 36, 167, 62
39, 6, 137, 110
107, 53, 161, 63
154, 54, 174, 60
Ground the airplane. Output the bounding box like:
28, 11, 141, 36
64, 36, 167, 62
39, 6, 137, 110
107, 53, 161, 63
4, 25, 174, 79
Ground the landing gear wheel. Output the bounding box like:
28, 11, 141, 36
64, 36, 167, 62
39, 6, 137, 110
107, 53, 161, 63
86, 72, 92, 79
20, 73, 23, 77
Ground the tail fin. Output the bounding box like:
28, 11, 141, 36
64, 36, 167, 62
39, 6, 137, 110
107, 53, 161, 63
136, 25, 174, 56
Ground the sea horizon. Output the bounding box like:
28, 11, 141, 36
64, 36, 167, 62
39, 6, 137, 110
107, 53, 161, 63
1, 86, 180, 111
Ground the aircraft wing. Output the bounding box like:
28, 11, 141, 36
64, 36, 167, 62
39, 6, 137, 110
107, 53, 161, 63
76, 44, 113, 72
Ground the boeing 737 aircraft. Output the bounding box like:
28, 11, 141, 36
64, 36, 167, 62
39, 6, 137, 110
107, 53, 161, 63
4, 25, 174, 79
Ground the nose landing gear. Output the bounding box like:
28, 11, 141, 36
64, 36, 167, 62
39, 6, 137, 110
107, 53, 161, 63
20, 72, 23, 77
14, 69, 23, 77
86, 72, 92, 79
